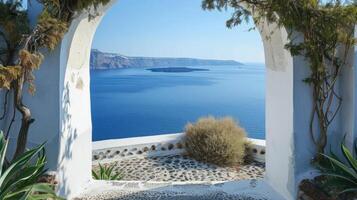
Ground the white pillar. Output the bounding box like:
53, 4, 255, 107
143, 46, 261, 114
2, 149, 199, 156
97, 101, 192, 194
260, 22, 298, 200
11, 1, 117, 198
47, 2, 117, 197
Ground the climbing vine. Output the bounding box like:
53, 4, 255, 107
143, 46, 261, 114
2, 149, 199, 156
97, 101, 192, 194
0, 0, 109, 161
202, 0, 357, 160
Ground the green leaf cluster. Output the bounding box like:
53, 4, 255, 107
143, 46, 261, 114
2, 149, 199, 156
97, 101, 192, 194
317, 139, 357, 198
0, 1, 29, 49
0, 0, 111, 91
0, 131, 63, 200
92, 163, 123, 180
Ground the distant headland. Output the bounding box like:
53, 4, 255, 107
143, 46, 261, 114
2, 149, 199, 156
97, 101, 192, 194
90, 49, 243, 70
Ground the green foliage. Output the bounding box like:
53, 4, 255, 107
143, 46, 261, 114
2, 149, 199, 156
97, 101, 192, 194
0, 0, 112, 92
0, 131, 63, 200
36, 11, 68, 51
0, 1, 29, 90
0, 1, 29, 48
317, 139, 357, 197
184, 116, 248, 166
202, 0, 357, 157
0, 65, 21, 89
38, 0, 111, 21
92, 163, 123, 180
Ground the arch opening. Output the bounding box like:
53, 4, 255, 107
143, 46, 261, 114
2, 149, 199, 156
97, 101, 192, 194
89, 0, 268, 189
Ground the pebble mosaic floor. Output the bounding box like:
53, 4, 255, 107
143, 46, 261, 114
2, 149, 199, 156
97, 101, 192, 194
93, 155, 265, 182
77, 191, 268, 200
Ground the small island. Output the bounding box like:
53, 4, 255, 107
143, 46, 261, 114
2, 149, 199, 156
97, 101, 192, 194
147, 67, 209, 73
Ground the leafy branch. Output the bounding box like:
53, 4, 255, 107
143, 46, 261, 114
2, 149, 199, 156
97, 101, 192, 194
202, 0, 357, 160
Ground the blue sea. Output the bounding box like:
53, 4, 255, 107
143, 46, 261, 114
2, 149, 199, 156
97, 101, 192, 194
90, 64, 265, 141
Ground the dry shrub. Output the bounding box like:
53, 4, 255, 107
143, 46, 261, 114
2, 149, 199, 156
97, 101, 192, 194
184, 116, 248, 166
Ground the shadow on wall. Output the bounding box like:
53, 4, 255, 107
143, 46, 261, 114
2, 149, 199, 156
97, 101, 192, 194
58, 82, 78, 195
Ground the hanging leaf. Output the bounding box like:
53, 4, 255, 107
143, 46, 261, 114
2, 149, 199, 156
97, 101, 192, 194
0, 65, 21, 89
19, 50, 44, 70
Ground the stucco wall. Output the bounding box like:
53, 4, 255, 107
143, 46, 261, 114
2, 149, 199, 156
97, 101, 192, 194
339, 26, 357, 150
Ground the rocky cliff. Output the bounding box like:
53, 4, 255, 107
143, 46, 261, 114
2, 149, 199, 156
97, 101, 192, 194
90, 49, 243, 69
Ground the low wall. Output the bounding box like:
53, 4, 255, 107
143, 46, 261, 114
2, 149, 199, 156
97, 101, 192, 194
92, 133, 266, 164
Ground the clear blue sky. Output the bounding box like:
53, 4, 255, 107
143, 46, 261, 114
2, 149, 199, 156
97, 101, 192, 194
92, 0, 265, 63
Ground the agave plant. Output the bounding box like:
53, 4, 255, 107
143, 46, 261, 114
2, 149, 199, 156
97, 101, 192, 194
0, 132, 62, 200
317, 138, 357, 197
92, 163, 123, 180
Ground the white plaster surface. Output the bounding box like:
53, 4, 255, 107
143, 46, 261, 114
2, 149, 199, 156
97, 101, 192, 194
92, 133, 184, 150
259, 21, 296, 200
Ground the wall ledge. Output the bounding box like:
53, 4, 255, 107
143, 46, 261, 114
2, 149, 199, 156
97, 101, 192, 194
92, 133, 266, 163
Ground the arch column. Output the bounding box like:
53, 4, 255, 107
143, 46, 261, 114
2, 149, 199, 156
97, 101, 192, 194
55, 2, 118, 196
20, 1, 118, 197
258, 21, 296, 200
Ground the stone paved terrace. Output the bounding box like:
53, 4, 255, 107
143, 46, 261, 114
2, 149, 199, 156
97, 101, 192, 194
76, 180, 285, 200
86, 135, 271, 199
93, 155, 265, 182
78, 190, 267, 200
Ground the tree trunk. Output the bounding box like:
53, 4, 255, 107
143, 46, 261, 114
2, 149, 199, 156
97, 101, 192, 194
12, 75, 34, 160
315, 123, 328, 162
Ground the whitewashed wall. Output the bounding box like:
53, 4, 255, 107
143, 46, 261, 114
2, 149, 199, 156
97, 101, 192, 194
339, 26, 357, 151
0, 1, 355, 199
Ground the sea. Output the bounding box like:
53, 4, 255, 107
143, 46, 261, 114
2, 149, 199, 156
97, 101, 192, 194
90, 64, 265, 141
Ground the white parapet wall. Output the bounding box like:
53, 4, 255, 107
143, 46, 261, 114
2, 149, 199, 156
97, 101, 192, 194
92, 133, 266, 164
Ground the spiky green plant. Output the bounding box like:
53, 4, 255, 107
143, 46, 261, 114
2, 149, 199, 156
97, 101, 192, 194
92, 163, 123, 180
317, 138, 357, 197
0, 131, 62, 200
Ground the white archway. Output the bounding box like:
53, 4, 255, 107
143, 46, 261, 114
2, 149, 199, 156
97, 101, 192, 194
14, 1, 356, 199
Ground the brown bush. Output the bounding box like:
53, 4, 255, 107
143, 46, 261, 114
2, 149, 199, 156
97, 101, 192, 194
184, 116, 248, 166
